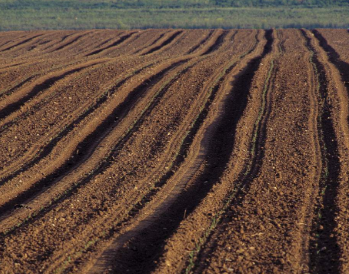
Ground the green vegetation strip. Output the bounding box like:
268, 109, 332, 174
0, 4, 348, 30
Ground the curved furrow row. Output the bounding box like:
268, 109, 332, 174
0, 59, 108, 126
0, 72, 34, 96
0, 32, 57, 56
313, 30, 349, 100
0, 30, 226, 180
186, 30, 215, 55
47, 31, 94, 53
15, 31, 114, 58
180, 29, 232, 59
141, 29, 274, 274
0, 51, 104, 96
84, 30, 174, 59
0, 59, 136, 180
0, 30, 223, 227
131, 30, 170, 55
0, 55, 182, 183
140, 30, 184, 56
0, 61, 154, 191
155, 30, 220, 58
0, 40, 12, 49
54, 30, 129, 57
0, 59, 114, 144
0, 30, 257, 274
0, 59, 98, 98
2, 29, 344, 274
85, 29, 264, 274
39, 31, 79, 51
85, 31, 139, 57
0, 32, 27, 49
0, 61, 196, 272
302, 29, 349, 273
0, 32, 157, 95
92, 30, 168, 58
0, 27, 232, 233
0, 33, 44, 53
0, 33, 19, 49
0, 58, 190, 219
312, 29, 349, 273
177, 29, 322, 274
48, 31, 261, 273
0, 62, 27, 72
200, 30, 229, 56
0, 30, 196, 92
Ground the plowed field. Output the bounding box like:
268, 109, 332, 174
0, 29, 349, 274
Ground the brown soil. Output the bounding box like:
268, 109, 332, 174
0, 29, 348, 274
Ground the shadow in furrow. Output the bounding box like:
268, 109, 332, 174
192, 32, 275, 274
0, 64, 147, 187
51, 34, 88, 52
312, 30, 349, 109
0, 66, 89, 122
0, 34, 43, 52
200, 30, 229, 56
0, 40, 12, 49
106, 30, 273, 274
141, 31, 182, 56
133, 32, 167, 55
0, 75, 36, 98
0, 60, 187, 217
42, 33, 73, 51
186, 30, 215, 55
86, 32, 136, 56
0, 62, 26, 71
302, 30, 341, 274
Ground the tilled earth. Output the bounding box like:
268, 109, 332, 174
0, 29, 348, 274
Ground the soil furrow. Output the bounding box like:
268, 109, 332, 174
86, 32, 137, 57
0, 59, 195, 236
0, 61, 156, 189
0, 62, 27, 71
181, 29, 319, 274
49, 31, 92, 52
0, 54, 184, 183
186, 30, 215, 55
312, 30, 349, 98
0, 33, 27, 49
0, 40, 12, 49
141, 31, 183, 56
0, 59, 188, 217
0, 34, 43, 52
2, 32, 55, 54
0, 31, 258, 274
0, 74, 35, 97
301, 29, 341, 274
0, 57, 104, 98
187, 30, 276, 274
0, 49, 220, 238
86, 30, 270, 274
0, 64, 98, 122
0, 56, 207, 272
47, 33, 260, 272
312, 28, 349, 274
132, 31, 169, 55
2, 29, 347, 274
41, 32, 76, 51
0, 30, 220, 204
200, 30, 229, 56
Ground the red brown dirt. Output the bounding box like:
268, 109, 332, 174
0, 29, 348, 274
